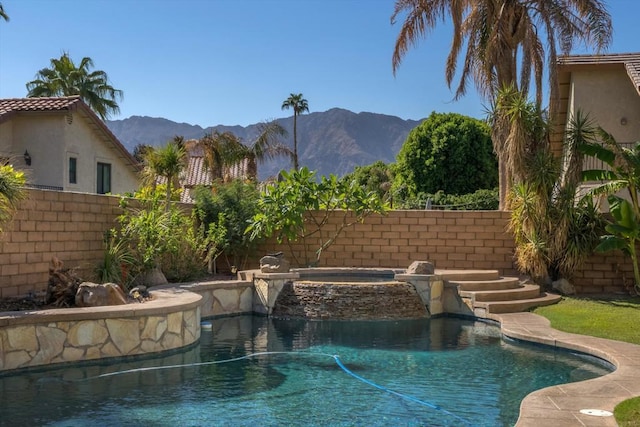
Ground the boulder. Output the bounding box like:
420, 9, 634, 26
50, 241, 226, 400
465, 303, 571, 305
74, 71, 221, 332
406, 261, 435, 275
552, 278, 576, 295
260, 252, 290, 273
75, 282, 128, 307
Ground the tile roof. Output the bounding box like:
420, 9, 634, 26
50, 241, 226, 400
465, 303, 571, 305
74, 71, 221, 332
558, 52, 640, 96
0, 96, 141, 173
0, 96, 83, 116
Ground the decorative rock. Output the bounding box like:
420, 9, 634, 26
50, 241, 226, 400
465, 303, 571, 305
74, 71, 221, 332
260, 252, 290, 273
552, 278, 576, 295
75, 282, 128, 307
406, 261, 435, 275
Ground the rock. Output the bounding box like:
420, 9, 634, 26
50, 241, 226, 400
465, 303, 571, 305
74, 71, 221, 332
406, 261, 435, 275
260, 253, 290, 273
75, 282, 128, 307
134, 267, 168, 287
552, 278, 576, 295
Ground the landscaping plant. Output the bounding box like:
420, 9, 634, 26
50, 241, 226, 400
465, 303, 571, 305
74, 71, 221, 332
0, 163, 26, 233
579, 128, 640, 292
247, 167, 389, 267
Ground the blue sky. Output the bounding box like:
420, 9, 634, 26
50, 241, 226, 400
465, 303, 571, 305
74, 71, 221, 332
1, 0, 638, 127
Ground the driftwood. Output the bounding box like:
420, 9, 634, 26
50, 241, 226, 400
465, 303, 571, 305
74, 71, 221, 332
45, 257, 83, 307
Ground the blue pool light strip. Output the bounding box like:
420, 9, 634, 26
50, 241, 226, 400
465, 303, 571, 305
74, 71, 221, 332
80, 351, 474, 426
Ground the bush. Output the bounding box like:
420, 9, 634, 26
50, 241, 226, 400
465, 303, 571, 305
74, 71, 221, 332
192, 180, 262, 272
396, 188, 499, 210
393, 112, 497, 199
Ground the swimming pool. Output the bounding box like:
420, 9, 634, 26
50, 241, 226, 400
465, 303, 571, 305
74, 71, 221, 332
0, 315, 612, 426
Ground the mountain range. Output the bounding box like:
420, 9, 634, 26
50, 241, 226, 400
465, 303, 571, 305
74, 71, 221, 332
106, 108, 423, 180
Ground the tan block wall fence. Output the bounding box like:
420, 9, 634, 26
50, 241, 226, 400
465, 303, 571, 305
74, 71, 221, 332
0, 189, 635, 298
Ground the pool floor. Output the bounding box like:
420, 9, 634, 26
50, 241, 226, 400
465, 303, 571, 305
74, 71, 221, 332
0, 316, 611, 426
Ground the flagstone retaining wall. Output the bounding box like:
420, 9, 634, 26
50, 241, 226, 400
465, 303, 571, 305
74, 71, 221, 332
0, 288, 201, 373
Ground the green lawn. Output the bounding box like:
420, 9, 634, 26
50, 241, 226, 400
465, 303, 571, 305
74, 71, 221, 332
533, 296, 640, 424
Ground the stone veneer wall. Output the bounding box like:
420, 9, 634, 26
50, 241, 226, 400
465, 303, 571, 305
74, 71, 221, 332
0, 289, 201, 373
271, 281, 429, 320
0, 189, 635, 297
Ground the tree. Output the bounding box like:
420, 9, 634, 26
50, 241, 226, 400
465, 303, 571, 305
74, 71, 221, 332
140, 138, 188, 208
342, 160, 394, 202
236, 120, 292, 180
247, 167, 389, 267
132, 143, 154, 164
391, 0, 612, 209
393, 112, 496, 199
197, 130, 242, 182
281, 93, 309, 170
26, 53, 123, 120
0, 3, 9, 21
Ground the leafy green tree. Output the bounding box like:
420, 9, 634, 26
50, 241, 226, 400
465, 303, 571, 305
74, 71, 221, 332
26, 53, 123, 120
391, 0, 612, 209
281, 93, 309, 170
580, 128, 640, 292
0, 164, 26, 233
132, 143, 154, 164
393, 112, 496, 200
192, 181, 262, 272
342, 160, 394, 203
247, 167, 389, 267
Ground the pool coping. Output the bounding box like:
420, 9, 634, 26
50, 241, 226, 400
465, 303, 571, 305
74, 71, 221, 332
494, 312, 640, 426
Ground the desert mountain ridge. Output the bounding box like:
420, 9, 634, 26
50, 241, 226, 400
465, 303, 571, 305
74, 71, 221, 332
106, 108, 424, 180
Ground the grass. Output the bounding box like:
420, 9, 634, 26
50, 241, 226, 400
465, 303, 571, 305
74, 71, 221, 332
533, 296, 640, 424
533, 296, 640, 345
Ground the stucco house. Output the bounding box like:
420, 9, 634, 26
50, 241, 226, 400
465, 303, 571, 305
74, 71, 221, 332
0, 96, 141, 194
552, 52, 640, 158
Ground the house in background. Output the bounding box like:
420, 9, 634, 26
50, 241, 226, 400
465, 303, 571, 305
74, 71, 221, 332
552, 52, 640, 159
0, 96, 141, 194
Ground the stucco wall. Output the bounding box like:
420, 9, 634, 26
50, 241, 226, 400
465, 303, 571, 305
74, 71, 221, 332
0, 112, 139, 194
568, 68, 640, 143
0, 189, 635, 298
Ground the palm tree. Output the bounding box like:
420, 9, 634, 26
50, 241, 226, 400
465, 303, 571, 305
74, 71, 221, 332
197, 131, 242, 182
141, 139, 188, 208
391, 0, 612, 209
0, 3, 9, 21
281, 93, 309, 170
26, 53, 123, 120
243, 120, 292, 180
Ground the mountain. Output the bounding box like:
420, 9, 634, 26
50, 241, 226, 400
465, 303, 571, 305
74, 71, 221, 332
106, 108, 423, 180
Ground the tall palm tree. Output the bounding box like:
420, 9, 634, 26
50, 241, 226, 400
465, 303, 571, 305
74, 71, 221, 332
391, 0, 612, 209
26, 53, 123, 120
281, 93, 309, 170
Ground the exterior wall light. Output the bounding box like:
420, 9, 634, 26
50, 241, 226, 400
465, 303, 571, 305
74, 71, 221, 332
24, 150, 32, 166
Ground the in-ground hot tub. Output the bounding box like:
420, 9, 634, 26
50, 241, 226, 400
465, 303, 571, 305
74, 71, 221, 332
251, 268, 435, 320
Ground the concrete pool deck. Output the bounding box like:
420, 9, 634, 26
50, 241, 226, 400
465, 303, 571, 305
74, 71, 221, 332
495, 312, 640, 426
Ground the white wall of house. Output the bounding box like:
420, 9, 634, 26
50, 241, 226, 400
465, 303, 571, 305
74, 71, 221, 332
568, 68, 640, 142
0, 112, 139, 194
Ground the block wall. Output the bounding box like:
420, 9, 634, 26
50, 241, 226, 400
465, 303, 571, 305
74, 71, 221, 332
0, 190, 635, 298
0, 189, 122, 298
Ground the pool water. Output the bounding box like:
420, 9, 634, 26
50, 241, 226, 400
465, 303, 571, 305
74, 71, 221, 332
0, 315, 612, 426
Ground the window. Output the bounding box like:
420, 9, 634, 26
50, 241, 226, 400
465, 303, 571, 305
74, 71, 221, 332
69, 157, 77, 184
97, 162, 111, 194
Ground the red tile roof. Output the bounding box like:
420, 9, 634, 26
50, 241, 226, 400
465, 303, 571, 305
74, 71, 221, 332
0, 96, 83, 115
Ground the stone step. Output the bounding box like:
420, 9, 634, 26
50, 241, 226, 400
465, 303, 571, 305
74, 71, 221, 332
460, 284, 541, 302
436, 269, 500, 281
448, 276, 521, 291
474, 293, 562, 315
